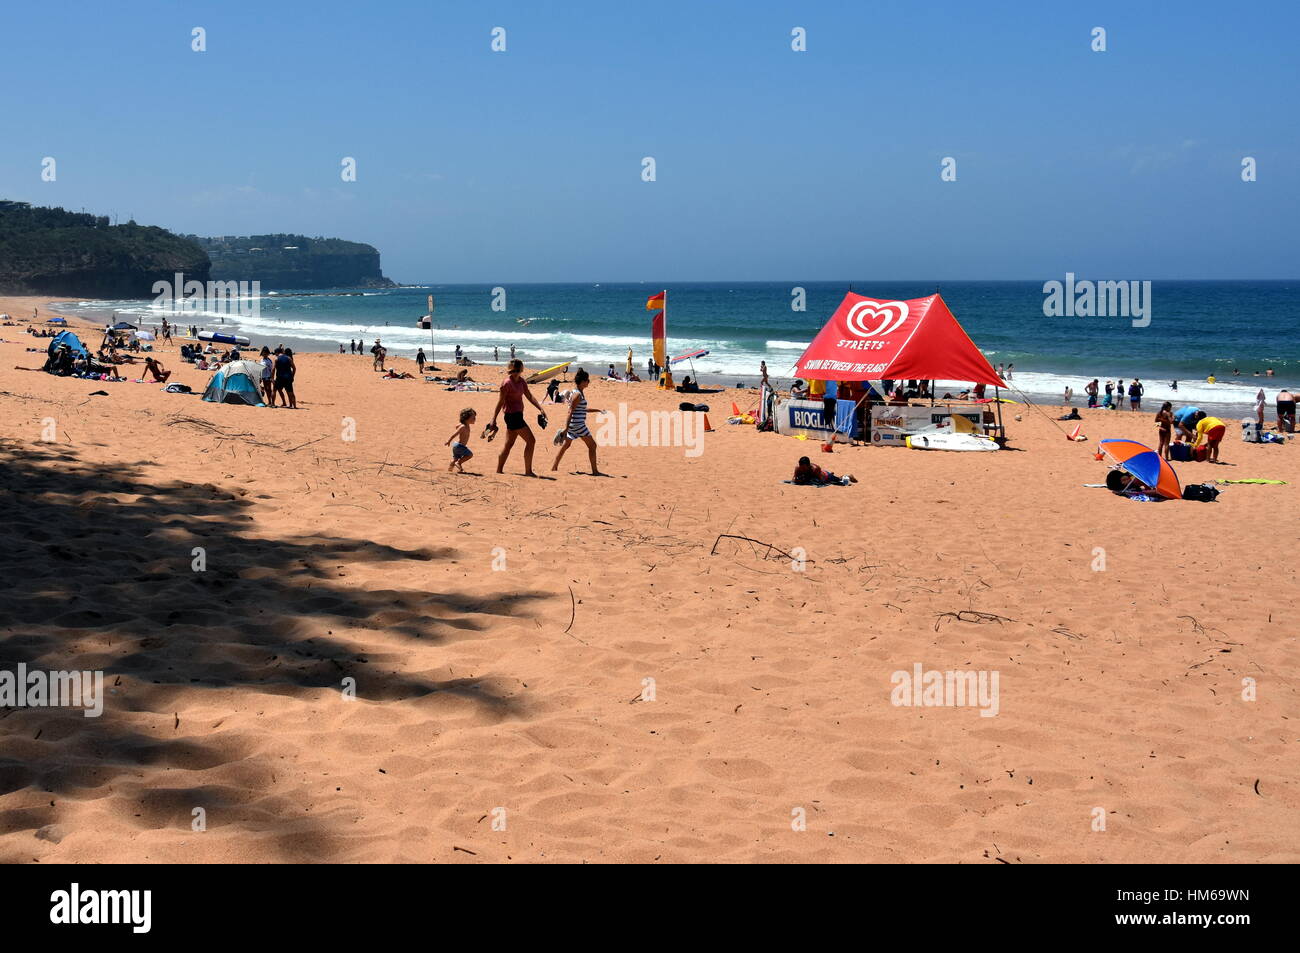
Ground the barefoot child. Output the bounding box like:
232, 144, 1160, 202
446, 407, 476, 472
551, 368, 604, 475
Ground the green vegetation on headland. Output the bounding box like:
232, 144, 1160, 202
191, 234, 396, 289
0, 200, 210, 297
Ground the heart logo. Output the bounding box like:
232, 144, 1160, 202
844, 300, 909, 338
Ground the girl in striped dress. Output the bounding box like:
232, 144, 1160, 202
551, 368, 604, 475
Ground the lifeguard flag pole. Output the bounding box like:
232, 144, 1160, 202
648, 290, 670, 388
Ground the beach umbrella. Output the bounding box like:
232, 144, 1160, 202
1098, 438, 1182, 499
134, 330, 156, 341
670, 348, 710, 380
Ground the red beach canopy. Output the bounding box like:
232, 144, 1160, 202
794, 292, 1005, 387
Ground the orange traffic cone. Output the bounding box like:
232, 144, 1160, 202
1067, 423, 1086, 441
703, 414, 714, 432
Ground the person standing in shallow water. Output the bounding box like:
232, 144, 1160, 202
492, 359, 546, 476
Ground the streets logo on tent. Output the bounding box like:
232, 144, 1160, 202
844, 300, 909, 338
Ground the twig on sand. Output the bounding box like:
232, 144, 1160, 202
934, 610, 1017, 632
285, 437, 326, 453
561, 586, 586, 645
710, 534, 810, 565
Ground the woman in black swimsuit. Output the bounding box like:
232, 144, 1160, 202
274, 348, 297, 409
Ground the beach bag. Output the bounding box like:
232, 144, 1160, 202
1193, 445, 1209, 462
1241, 419, 1261, 442
1169, 442, 1192, 461
163, 383, 192, 394
1182, 483, 1220, 502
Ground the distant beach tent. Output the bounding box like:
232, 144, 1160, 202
111, 321, 137, 330
46, 316, 67, 325
794, 293, 1005, 387
202, 360, 266, 406
47, 330, 90, 360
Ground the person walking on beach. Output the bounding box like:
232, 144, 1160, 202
996, 363, 1004, 380
417, 348, 427, 374
370, 340, 386, 371
492, 358, 546, 476
445, 407, 476, 473
1155, 402, 1174, 459
494, 346, 499, 361
626, 347, 634, 378
1063, 385, 1073, 405
1129, 379, 1143, 411
1085, 379, 1099, 408
1254, 388, 1267, 428
274, 347, 297, 408
509, 343, 516, 360
1006, 363, 1014, 380
552, 368, 603, 475
760, 360, 769, 386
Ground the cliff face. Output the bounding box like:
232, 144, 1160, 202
0, 201, 210, 297
194, 234, 396, 289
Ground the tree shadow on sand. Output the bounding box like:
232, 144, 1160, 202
0, 441, 551, 860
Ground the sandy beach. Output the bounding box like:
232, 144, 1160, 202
2, 294, 1297, 864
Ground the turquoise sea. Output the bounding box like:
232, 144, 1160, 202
56, 279, 1299, 410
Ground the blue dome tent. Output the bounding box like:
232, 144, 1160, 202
202, 360, 266, 406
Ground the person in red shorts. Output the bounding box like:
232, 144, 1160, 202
1193, 415, 1227, 463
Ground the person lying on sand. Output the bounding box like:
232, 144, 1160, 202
383, 369, 415, 379
792, 456, 857, 486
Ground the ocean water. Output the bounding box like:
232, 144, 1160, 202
55, 280, 1299, 410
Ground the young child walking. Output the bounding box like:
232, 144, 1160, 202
446, 407, 476, 472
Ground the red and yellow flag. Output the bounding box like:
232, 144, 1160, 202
645, 291, 665, 311
651, 311, 666, 367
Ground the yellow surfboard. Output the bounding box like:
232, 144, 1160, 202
526, 361, 571, 384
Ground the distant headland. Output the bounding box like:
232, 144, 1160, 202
190, 234, 396, 290
0, 199, 398, 297
0, 200, 209, 297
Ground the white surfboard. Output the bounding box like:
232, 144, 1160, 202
905, 432, 999, 451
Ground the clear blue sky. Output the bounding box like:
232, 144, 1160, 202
2, 0, 1296, 281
